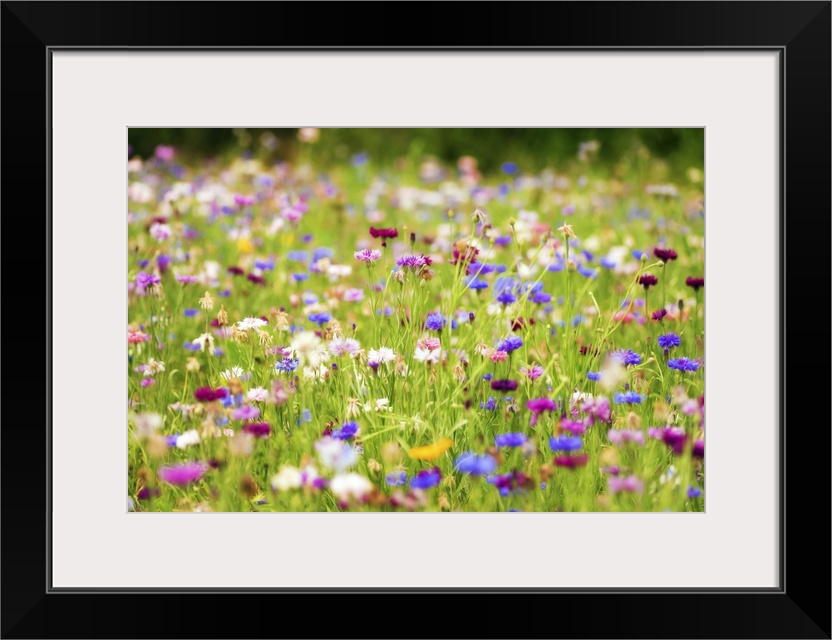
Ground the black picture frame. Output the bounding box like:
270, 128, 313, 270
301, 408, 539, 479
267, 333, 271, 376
2, 2, 829, 638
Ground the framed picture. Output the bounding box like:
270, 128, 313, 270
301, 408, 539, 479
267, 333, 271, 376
3, 1, 829, 638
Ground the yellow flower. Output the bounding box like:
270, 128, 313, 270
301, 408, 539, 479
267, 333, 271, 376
237, 237, 254, 254
408, 438, 453, 461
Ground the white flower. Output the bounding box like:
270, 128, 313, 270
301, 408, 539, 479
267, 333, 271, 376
329, 473, 373, 502
364, 398, 391, 413
290, 331, 322, 366
247, 387, 268, 402
175, 429, 201, 449
192, 333, 215, 354
315, 437, 358, 472
367, 347, 396, 365
237, 317, 268, 331
149, 223, 171, 241
571, 391, 594, 405
413, 347, 440, 364
329, 337, 361, 357
271, 465, 303, 492
598, 362, 628, 392
132, 412, 162, 438
220, 366, 248, 381
145, 358, 165, 375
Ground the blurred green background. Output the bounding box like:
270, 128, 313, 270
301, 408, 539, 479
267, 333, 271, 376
128, 128, 703, 178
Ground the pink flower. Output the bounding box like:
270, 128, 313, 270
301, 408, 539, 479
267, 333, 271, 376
608, 474, 644, 494
520, 364, 544, 380
490, 350, 508, 363
128, 330, 148, 344
354, 249, 382, 263
607, 429, 645, 446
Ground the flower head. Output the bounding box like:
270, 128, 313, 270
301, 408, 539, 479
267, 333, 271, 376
657, 333, 682, 349
686, 276, 704, 291
653, 247, 678, 263
639, 274, 658, 289
410, 467, 442, 490
549, 435, 583, 452
158, 461, 208, 485
668, 357, 700, 372
454, 452, 498, 476
409, 438, 452, 461
495, 432, 528, 448
354, 249, 382, 263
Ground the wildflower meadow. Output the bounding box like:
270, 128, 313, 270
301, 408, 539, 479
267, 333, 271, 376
128, 128, 705, 512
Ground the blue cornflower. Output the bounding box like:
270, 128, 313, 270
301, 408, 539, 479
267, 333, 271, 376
495, 432, 527, 448
581, 250, 594, 262
331, 421, 359, 440
351, 152, 369, 166
532, 291, 552, 304
668, 357, 700, 372
464, 275, 489, 290
386, 471, 407, 486
631, 250, 648, 260
183, 342, 201, 351
292, 273, 309, 282
497, 336, 523, 353
577, 265, 598, 279
549, 435, 583, 452
275, 357, 300, 373
308, 312, 332, 326
455, 452, 498, 476
287, 251, 310, 262
501, 161, 518, 174
687, 486, 702, 499
611, 349, 642, 366
299, 409, 312, 424
587, 371, 601, 381
411, 467, 442, 489
599, 257, 617, 269
614, 391, 644, 404
657, 333, 682, 349
494, 235, 513, 246
482, 373, 494, 381
302, 292, 319, 305
496, 290, 517, 305
481, 397, 497, 410
254, 258, 275, 271
425, 312, 446, 331
312, 247, 334, 262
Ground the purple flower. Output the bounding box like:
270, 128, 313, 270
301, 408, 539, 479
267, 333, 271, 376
491, 379, 518, 393
527, 397, 556, 426
135, 271, 160, 291
496, 289, 518, 305
581, 396, 612, 424
607, 429, 645, 446
587, 371, 601, 381
657, 333, 682, 349
194, 387, 228, 402
560, 419, 587, 435
639, 274, 658, 289
410, 467, 441, 489
396, 254, 431, 270
495, 432, 527, 448
454, 452, 498, 476
608, 475, 644, 494
386, 471, 407, 486
692, 439, 704, 458
158, 461, 207, 486
497, 335, 523, 353
610, 349, 641, 366
686, 276, 704, 291
668, 357, 700, 372
652, 309, 668, 321
331, 421, 360, 441
175, 274, 199, 285
233, 405, 260, 421
687, 486, 702, 499
425, 312, 446, 331
648, 427, 688, 454
354, 249, 382, 263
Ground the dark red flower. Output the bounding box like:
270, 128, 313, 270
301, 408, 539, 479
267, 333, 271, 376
653, 247, 678, 263
554, 453, 589, 469
686, 276, 704, 291
194, 387, 228, 402
490, 379, 518, 392
651, 309, 668, 321
227, 266, 245, 275
247, 273, 265, 285
369, 227, 398, 239
242, 422, 271, 438
639, 274, 658, 289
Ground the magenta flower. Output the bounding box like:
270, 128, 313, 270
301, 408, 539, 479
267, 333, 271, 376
554, 453, 589, 469
354, 249, 382, 263
491, 379, 518, 393
396, 254, 432, 269
527, 397, 556, 426
234, 194, 256, 206
648, 427, 688, 454
581, 396, 612, 424
175, 274, 199, 285
242, 422, 271, 438
608, 475, 644, 494
194, 387, 228, 403
158, 461, 207, 485
135, 271, 160, 292
560, 419, 587, 435
520, 364, 544, 380
233, 405, 260, 421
